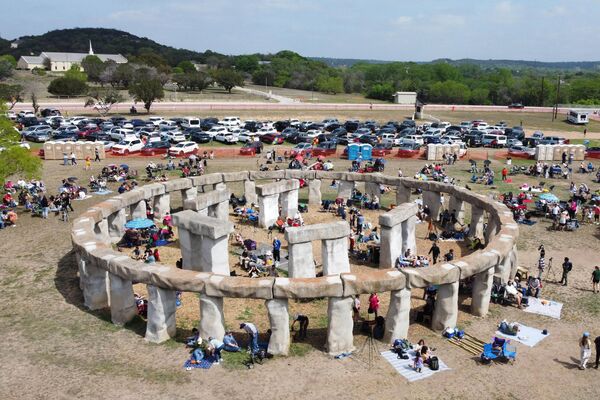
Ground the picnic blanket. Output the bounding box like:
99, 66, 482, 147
496, 324, 549, 347
183, 356, 216, 370
380, 350, 450, 382
94, 189, 113, 195
524, 297, 562, 319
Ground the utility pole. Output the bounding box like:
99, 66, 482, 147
552, 75, 560, 121
540, 76, 544, 107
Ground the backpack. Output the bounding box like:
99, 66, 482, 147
429, 356, 439, 371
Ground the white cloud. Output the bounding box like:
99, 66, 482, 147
495, 0, 513, 15
394, 16, 413, 25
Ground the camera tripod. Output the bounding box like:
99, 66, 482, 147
353, 326, 379, 367
544, 257, 556, 283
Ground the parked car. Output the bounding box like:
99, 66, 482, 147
161, 130, 186, 143
585, 147, 600, 159
181, 117, 201, 130
99, 140, 115, 151
396, 140, 422, 158
482, 134, 508, 148
290, 143, 312, 157
260, 133, 284, 145
168, 141, 199, 157
112, 138, 144, 155
215, 131, 239, 144
148, 117, 164, 126
240, 141, 263, 155
312, 141, 337, 157
141, 141, 171, 156
372, 142, 393, 156
506, 138, 523, 147
207, 126, 229, 138
190, 131, 212, 144
109, 128, 135, 142
238, 131, 259, 143
281, 127, 299, 139
539, 136, 568, 145
219, 116, 241, 128
24, 131, 51, 142
78, 126, 101, 140
243, 120, 262, 132
508, 145, 536, 159
508, 103, 525, 109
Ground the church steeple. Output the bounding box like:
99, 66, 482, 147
88, 40, 94, 55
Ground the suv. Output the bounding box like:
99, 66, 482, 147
219, 116, 241, 128
482, 134, 507, 148
181, 117, 201, 130
112, 138, 144, 155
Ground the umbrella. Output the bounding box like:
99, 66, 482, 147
539, 193, 559, 203
124, 218, 155, 229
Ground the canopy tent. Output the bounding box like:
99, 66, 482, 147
125, 218, 155, 229
538, 193, 559, 203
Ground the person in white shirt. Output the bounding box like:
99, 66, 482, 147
505, 280, 523, 308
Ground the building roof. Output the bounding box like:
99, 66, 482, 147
19, 56, 45, 64
40, 52, 127, 64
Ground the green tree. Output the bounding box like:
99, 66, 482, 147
64, 64, 88, 82
85, 88, 124, 115
213, 68, 244, 93
366, 83, 395, 101
0, 58, 13, 80
81, 55, 105, 83
0, 55, 17, 68
177, 60, 196, 73
128, 71, 164, 112
0, 107, 42, 183
234, 55, 260, 73
316, 75, 343, 94
47, 77, 89, 96
31, 93, 40, 115
0, 84, 23, 109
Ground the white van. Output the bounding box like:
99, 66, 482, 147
181, 117, 201, 129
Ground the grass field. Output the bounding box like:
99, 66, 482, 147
244, 84, 387, 104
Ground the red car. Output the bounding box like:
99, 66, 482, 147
240, 141, 263, 155
259, 133, 284, 145
585, 147, 600, 159
372, 143, 393, 157
78, 127, 101, 140
311, 142, 337, 157
141, 141, 171, 156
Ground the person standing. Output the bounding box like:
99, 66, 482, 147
40, 195, 49, 219
94, 147, 101, 162
561, 257, 573, 286
501, 167, 508, 181
595, 335, 600, 369
291, 314, 309, 339
352, 295, 361, 321
240, 322, 259, 354
368, 293, 380, 318
537, 257, 546, 279
592, 266, 600, 294
579, 332, 592, 370
428, 242, 441, 264
272, 237, 281, 262
84, 155, 91, 170
538, 244, 545, 259
63, 153, 68, 166
70, 152, 77, 166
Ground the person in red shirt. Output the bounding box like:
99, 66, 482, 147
368, 293, 380, 318
501, 167, 508, 181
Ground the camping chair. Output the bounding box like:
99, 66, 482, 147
481, 337, 517, 364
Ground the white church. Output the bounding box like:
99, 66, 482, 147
17, 41, 127, 71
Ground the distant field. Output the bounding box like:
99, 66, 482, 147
245, 84, 387, 104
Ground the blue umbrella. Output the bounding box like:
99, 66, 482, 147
539, 193, 559, 203
125, 218, 155, 229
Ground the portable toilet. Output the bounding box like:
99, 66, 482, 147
83, 142, 94, 159
574, 145, 586, 161
73, 142, 84, 160
43, 141, 55, 160
427, 144, 436, 161
53, 142, 65, 160
346, 143, 360, 160
360, 143, 373, 161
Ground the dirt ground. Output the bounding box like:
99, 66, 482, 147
1, 148, 600, 400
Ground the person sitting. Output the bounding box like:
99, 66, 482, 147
444, 249, 455, 262
208, 336, 225, 364
190, 338, 205, 365
499, 320, 520, 336
528, 277, 541, 298
505, 280, 523, 308
223, 331, 241, 352
186, 328, 201, 347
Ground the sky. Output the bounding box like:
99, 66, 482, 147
1, 0, 599, 61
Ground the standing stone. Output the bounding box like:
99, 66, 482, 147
130, 200, 147, 220
327, 297, 355, 355
287, 242, 315, 278
469, 206, 485, 239
153, 193, 171, 220
471, 267, 494, 317
365, 182, 380, 199
380, 224, 403, 269
199, 295, 225, 341
308, 179, 322, 205
279, 189, 299, 219
385, 288, 412, 342
94, 219, 110, 243
145, 285, 177, 343
211, 200, 230, 221
484, 215, 498, 244
396, 184, 410, 205
107, 209, 126, 242
81, 260, 109, 310
109, 273, 137, 325
401, 215, 417, 256
432, 281, 459, 331
422, 191, 442, 221
322, 237, 350, 275
181, 187, 197, 204
448, 197, 465, 225
244, 180, 257, 205
258, 194, 280, 228
265, 298, 290, 356
337, 180, 355, 199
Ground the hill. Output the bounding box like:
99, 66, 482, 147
4, 28, 221, 66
